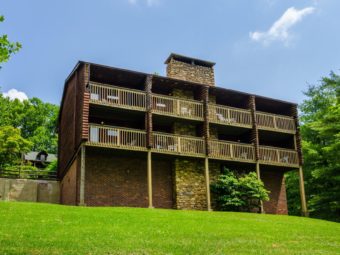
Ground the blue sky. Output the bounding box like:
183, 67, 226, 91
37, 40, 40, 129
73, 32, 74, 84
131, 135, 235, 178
1, 0, 339, 104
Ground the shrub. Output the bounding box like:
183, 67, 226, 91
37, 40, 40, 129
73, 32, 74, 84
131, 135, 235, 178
211, 168, 270, 212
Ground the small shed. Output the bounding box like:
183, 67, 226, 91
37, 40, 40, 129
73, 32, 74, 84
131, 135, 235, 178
23, 151, 57, 168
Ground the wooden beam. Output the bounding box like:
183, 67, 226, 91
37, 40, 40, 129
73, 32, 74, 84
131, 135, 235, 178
298, 166, 308, 217
205, 157, 211, 211
79, 145, 86, 206
145, 75, 153, 148
147, 149, 153, 208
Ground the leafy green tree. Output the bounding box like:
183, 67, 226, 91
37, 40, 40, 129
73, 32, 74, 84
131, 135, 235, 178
0, 93, 59, 153
19, 97, 59, 153
46, 160, 57, 172
211, 168, 269, 212
286, 72, 340, 222
0, 126, 32, 167
0, 15, 21, 66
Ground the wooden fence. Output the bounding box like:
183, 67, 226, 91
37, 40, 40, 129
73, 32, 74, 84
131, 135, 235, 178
0, 168, 57, 180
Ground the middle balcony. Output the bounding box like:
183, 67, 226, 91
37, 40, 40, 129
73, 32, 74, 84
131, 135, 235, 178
208, 104, 252, 128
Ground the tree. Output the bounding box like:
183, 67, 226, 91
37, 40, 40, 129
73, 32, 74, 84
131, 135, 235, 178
0, 15, 21, 66
286, 72, 340, 222
0, 93, 59, 153
211, 168, 269, 212
0, 126, 32, 167
19, 97, 59, 153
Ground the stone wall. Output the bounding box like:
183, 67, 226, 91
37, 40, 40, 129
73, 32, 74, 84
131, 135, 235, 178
171, 87, 208, 210
167, 58, 215, 86
173, 158, 207, 210
208, 161, 221, 210
0, 178, 59, 203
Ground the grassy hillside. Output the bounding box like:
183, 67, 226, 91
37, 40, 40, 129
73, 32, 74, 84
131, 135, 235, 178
0, 202, 339, 255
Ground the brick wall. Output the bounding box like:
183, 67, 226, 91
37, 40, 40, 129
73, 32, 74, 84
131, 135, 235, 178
261, 170, 288, 215
152, 159, 173, 208
84, 148, 173, 208
167, 58, 215, 86
58, 74, 77, 177
60, 158, 78, 205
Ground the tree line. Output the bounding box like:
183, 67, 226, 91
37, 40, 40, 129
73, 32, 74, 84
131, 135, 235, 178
0, 94, 59, 167
286, 72, 340, 222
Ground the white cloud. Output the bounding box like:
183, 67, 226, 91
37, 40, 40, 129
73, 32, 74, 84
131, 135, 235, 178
3, 89, 28, 102
127, 0, 159, 7
250, 6, 315, 45
146, 0, 158, 6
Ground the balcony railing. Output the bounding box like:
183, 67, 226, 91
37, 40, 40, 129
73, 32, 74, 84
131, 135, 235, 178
89, 82, 146, 111
256, 112, 295, 133
88, 124, 146, 151
209, 140, 255, 162
87, 125, 298, 167
152, 132, 205, 157
152, 94, 204, 120
259, 146, 299, 166
209, 104, 252, 128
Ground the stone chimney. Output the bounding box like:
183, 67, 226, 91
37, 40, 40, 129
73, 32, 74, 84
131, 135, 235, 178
165, 53, 215, 86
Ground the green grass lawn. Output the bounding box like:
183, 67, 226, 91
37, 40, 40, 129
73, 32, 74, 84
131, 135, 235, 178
0, 202, 339, 255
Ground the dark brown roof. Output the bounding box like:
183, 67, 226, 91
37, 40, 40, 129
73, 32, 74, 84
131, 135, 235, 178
164, 53, 216, 67
59, 59, 297, 127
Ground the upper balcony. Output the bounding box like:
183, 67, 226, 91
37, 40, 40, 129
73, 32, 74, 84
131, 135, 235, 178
89, 82, 204, 121
88, 82, 296, 134
256, 111, 296, 134
89, 82, 146, 111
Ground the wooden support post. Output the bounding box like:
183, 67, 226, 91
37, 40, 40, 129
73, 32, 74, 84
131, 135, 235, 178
256, 162, 264, 213
147, 149, 153, 208
176, 100, 180, 115
293, 134, 297, 150
298, 166, 308, 217
205, 157, 211, 211
79, 145, 86, 206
